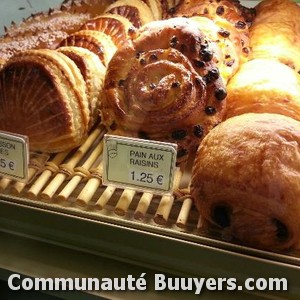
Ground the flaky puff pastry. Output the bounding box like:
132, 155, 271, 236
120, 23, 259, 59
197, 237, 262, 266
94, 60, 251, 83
80, 14, 135, 48
225, 59, 300, 120
250, 0, 300, 73
101, 18, 226, 162
191, 113, 300, 251
0, 49, 89, 153
57, 46, 106, 129
104, 0, 155, 28
59, 30, 117, 66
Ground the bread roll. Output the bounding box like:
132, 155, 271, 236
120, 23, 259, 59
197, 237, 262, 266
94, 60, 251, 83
191, 113, 300, 251
225, 59, 300, 120
0, 49, 89, 153
101, 17, 226, 162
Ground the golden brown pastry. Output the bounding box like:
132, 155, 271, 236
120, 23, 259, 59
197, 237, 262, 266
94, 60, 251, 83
172, 0, 255, 64
249, 0, 300, 73
80, 13, 135, 48
225, 59, 300, 120
191, 113, 300, 251
104, 0, 155, 28
0, 0, 113, 63
58, 30, 117, 66
101, 17, 226, 162
0, 49, 89, 153
57, 46, 106, 128
190, 16, 240, 84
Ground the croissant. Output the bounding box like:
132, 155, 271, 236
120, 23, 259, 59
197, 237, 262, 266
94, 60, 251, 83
191, 113, 300, 251
225, 59, 300, 120
249, 0, 300, 73
0, 49, 90, 152
101, 17, 227, 162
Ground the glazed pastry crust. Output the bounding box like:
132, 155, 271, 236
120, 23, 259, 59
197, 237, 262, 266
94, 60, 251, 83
250, 0, 300, 72
101, 17, 227, 161
191, 113, 300, 250
225, 59, 300, 120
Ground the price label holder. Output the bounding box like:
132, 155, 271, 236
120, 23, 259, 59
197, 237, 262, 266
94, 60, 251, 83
103, 135, 177, 195
0, 131, 29, 183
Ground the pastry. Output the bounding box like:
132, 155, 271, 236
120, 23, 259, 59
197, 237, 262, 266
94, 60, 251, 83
0, 49, 89, 153
58, 30, 117, 66
80, 13, 135, 48
191, 113, 300, 251
249, 0, 300, 73
104, 0, 156, 28
225, 59, 300, 120
172, 0, 255, 64
0, 0, 112, 63
57, 46, 106, 128
101, 17, 226, 162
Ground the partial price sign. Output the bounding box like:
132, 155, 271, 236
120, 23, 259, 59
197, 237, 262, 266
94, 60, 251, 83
103, 135, 177, 194
0, 131, 29, 182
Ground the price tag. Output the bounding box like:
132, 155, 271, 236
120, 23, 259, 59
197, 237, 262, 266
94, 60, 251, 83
0, 131, 29, 182
103, 135, 177, 194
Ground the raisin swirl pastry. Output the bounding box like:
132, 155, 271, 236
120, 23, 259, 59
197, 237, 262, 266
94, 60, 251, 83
101, 17, 226, 162
0, 49, 89, 153
191, 113, 300, 251
173, 0, 254, 65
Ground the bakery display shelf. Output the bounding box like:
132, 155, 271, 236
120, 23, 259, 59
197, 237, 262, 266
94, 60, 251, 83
0, 122, 300, 271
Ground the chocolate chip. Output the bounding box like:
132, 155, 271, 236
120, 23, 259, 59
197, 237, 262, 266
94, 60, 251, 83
215, 88, 227, 101
216, 6, 225, 15
171, 81, 181, 88
213, 205, 231, 228
218, 29, 230, 38
172, 129, 187, 140
235, 21, 247, 29
177, 148, 188, 158
200, 49, 213, 62
194, 60, 205, 68
170, 36, 178, 48
205, 106, 217, 115
272, 219, 289, 241
193, 125, 204, 137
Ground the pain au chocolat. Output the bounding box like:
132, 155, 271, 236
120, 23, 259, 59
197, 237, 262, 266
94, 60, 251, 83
191, 113, 300, 251
0, 49, 90, 153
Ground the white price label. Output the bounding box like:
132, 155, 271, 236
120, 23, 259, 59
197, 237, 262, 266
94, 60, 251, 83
103, 135, 177, 194
0, 131, 29, 182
